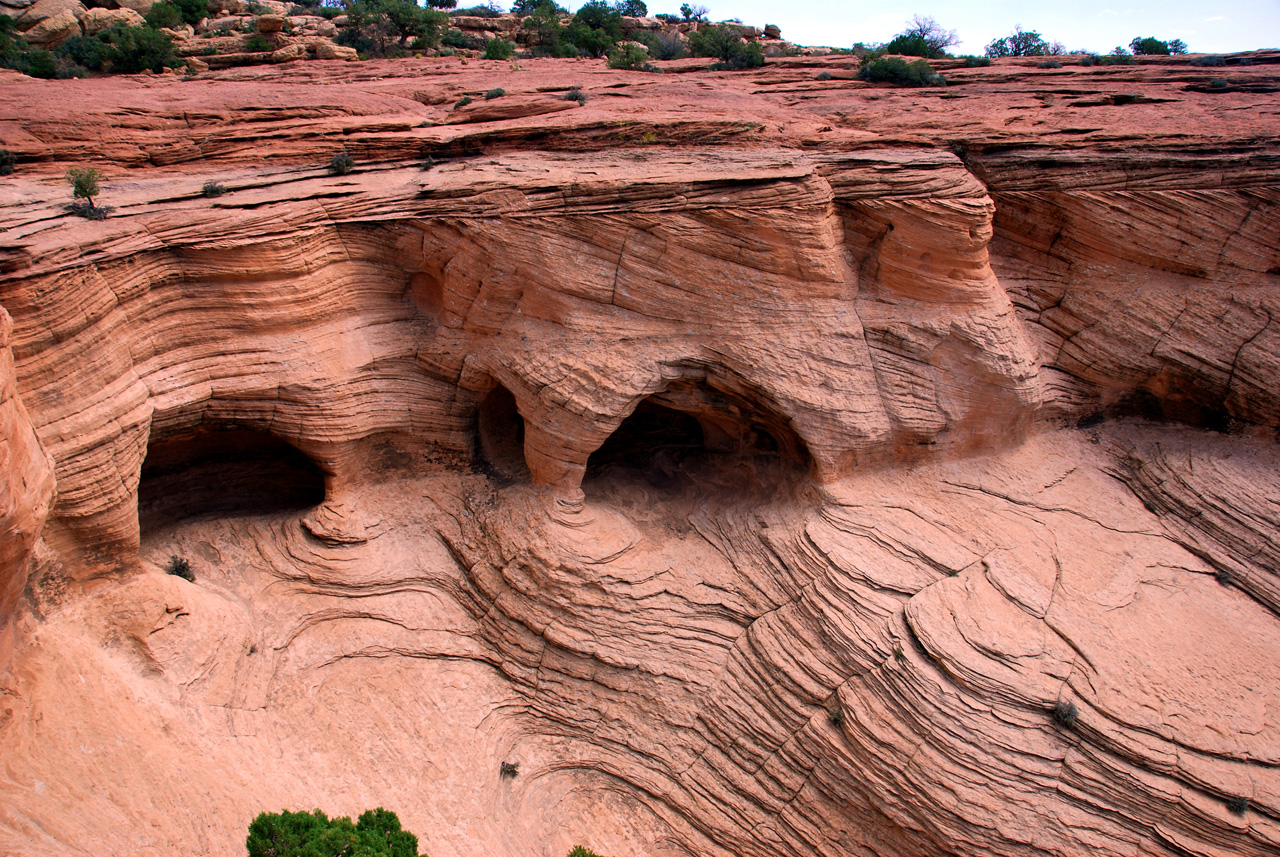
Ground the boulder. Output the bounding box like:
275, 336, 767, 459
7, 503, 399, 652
14, 0, 83, 28
255, 13, 284, 32
21, 8, 80, 44
315, 41, 357, 60
764, 23, 780, 39
159, 23, 193, 38
185, 55, 208, 72
110, 0, 153, 13
620, 15, 661, 31
81, 5, 143, 34
270, 42, 305, 62
204, 15, 241, 31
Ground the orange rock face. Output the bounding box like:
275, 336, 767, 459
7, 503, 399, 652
0, 52, 1277, 857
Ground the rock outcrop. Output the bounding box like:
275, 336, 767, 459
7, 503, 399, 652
0, 51, 1277, 857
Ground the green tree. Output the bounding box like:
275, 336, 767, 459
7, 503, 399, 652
883, 15, 957, 59
985, 25, 1049, 57
66, 166, 102, 208
688, 22, 762, 68
340, 0, 447, 54
519, 0, 570, 56
614, 0, 645, 15
565, 0, 622, 57
1168, 38, 1187, 54
1130, 36, 1175, 55
101, 23, 181, 72
679, 3, 707, 22
246, 807, 425, 857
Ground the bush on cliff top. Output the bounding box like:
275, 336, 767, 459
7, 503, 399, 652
247, 807, 425, 857
858, 55, 945, 86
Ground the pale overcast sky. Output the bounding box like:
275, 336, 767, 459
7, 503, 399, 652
613, 0, 1280, 54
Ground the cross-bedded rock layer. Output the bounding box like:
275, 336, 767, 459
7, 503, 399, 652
0, 52, 1278, 857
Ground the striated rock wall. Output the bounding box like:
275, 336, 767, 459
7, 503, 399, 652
0, 52, 1277, 857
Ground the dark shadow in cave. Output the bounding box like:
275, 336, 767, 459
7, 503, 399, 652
584, 382, 811, 502
476, 383, 530, 483
138, 427, 326, 534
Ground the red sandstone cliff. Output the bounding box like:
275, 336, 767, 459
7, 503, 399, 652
0, 51, 1277, 857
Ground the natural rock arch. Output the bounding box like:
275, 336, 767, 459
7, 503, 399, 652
137, 425, 327, 535
585, 379, 812, 497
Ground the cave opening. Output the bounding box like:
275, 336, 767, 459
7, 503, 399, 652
138, 427, 327, 534
584, 382, 811, 501
476, 384, 530, 482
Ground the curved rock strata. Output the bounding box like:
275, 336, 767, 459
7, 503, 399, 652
0, 53, 1278, 857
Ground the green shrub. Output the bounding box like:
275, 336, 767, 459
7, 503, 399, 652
105, 23, 181, 72
144, 1, 183, 29
66, 166, 102, 207
328, 150, 354, 174
959, 54, 990, 67
518, 0, 572, 56
483, 86, 504, 98
453, 94, 472, 108
605, 41, 647, 69
985, 25, 1049, 58
0, 149, 14, 175
858, 55, 944, 86
245, 33, 273, 51
202, 180, 225, 197
165, 555, 194, 581
441, 28, 475, 49
1226, 796, 1249, 816
1052, 700, 1078, 728
455, 3, 502, 16
568, 848, 606, 857
564, 86, 586, 104
883, 15, 957, 59
1190, 55, 1225, 66
565, 0, 622, 58
0, 18, 58, 79
827, 706, 844, 727
633, 28, 685, 59
247, 808, 424, 857
341, 0, 448, 55
481, 37, 514, 59
1129, 36, 1169, 55
689, 23, 763, 69
499, 761, 519, 777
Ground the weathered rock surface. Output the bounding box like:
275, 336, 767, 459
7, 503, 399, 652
0, 53, 1277, 857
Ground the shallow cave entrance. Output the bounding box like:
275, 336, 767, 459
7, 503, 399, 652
584, 383, 811, 500
476, 384, 530, 482
138, 427, 327, 534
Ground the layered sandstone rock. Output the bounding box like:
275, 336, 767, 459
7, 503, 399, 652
0, 52, 1277, 857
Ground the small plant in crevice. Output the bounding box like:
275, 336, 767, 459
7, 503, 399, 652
1052, 699, 1079, 729
328, 150, 355, 175
893, 644, 906, 662
1226, 796, 1249, 816
568, 847, 606, 857
202, 180, 226, 198
483, 86, 505, 99
499, 760, 519, 778
454, 95, 473, 109
165, 555, 194, 582
816, 70, 832, 80
0, 149, 14, 175
827, 706, 845, 727
244, 33, 273, 52
564, 87, 587, 104
1215, 568, 1234, 586
66, 167, 113, 219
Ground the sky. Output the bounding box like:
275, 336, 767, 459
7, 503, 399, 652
596, 0, 1280, 54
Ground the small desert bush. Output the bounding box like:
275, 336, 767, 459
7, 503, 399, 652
482, 37, 515, 59
165, 555, 194, 581
858, 55, 944, 86
329, 151, 355, 174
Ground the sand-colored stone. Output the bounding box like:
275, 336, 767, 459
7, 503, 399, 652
79, 5, 142, 34
19, 7, 79, 44
0, 51, 1277, 857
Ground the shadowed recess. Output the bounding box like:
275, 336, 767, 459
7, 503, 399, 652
585, 382, 812, 497
138, 427, 326, 533
476, 383, 530, 483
